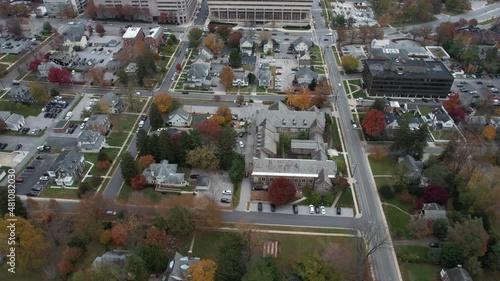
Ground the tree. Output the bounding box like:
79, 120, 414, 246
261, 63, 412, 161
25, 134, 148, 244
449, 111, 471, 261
0, 188, 27, 218
441, 242, 465, 267
116, 69, 128, 86
48, 67, 72, 84
29, 59, 42, 71
99, 229, 112, 245
296, 255, 339, 281
138, 155, 155, 170
204, 33, 225, 54
154, 92, 173, 113
378, 15, 389, 27
5, 17, 22, 36
228, 32, 243, 46
229, 48, 242, 68
90, 264, 123, 281
85, 0, 97, 18
370, 98, 385, 111
247, 72, 256, 84
216, 25, 231, 41
146, 226, 170, 248
308, 78, 317, 91
229, 155, 245, 184
435, 21, 456, 44
217, 126, 237, 170
135, 45, 156, 86
29, 83, 49, 104
95, 23, 106, 37
482, 125, 496, 141
390, 121, 428, 160
433, 218, 449, 240
448, 217, 489, 258
354, 220, 390, 268
58, 260, 74, 276
219, 66, 234, 92
333, 176, 350, 192
167, 205, 194, 236
418, 184, 449, 207
125, 254, 148, 281
196, 120, 222, 145
131, 174, 147, 191
133, 243, 168, 272
286, 89, 312, 110
87, 66, 106, 86
242, 257, 280, 281
268, 177, 297, 205
176, 63, 182, 72
0, 216, 46, 273
187, 259, 217, 281
73, 194, 110, 240
362, 109, 385, 137
111, 223, 129, 245
149, 103, 163, 130
42, 21, 53, 34
468, 18, 478, 27
188, 27, 203, 48
120, 152, 139, 184
214, 233, 246, 281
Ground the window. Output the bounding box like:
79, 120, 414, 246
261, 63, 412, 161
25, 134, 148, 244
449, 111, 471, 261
302, 179, 306, 183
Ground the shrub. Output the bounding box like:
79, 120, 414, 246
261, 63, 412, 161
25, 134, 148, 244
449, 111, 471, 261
380, 185, 394, 199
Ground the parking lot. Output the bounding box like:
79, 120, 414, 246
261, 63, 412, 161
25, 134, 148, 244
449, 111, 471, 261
255, 52, 298, 92
71, 94, 96, 120
193, 170, 235, 206
450, 75, 500, 106
248, 202, 354, 217
70, 35, 123, 71
331, 2, 377, 27
15, 153, 59, 196
0, 36, 36, 54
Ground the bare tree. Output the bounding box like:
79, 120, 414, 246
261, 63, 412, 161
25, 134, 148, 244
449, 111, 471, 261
358, 26, 370, 43
354, 220, 391, 266
5, 17, 22, 36
419, 25, 433, 44
236, 220, 267, 262
409, 28, 420, 41
259, 31, 272, 41
348, 29, 358, 43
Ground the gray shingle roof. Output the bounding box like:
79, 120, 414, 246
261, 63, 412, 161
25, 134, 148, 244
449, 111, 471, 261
78, 129, 105, 150
292, 36, 313, 48
256, 101, 325, 130
143, 160, 185, 185
64, 23, 85, 42
252, 158, 337, 178
87, 114, 109, 127
295, 67, 319, 80
188, 63, 209, 79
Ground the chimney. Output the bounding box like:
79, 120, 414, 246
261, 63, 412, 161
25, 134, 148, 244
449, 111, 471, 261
293, 119, 296, 125
188, 250, 193, 259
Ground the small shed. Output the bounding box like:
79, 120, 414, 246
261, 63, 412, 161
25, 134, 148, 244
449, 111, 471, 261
53, 120, 70, 133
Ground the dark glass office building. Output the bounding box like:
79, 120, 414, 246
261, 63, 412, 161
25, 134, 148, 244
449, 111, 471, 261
362, 59, 454, 98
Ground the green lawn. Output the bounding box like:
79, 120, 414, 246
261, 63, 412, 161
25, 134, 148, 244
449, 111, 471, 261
110, 114, 138, 132
352, 90, 365, 99
396, 245, 430, 262
337, 188, 355, 208
330, 118, 342, 149
0, 54, 18, 63
0, 101, 44, 117
39, 187, 79, 199
374, 177, 395, 188
106, 132, 129, 146
418, 106, 432, 116
368, 158, 398, 175
22, 71, 40, 82
400, 263, 440, 281
384, 204, 411, 238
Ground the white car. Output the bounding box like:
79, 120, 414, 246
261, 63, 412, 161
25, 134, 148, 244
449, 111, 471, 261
135, 92, 141, 96
309, 205, 315, 214
39, 176, 49, 181
79, 123, 86, 130
320, 206, 326, 215
222, 190, 232, 195
239, 141, 244, 148
157, 128, 168, 132
409, 98, 415, 102
106, 211, 117, 216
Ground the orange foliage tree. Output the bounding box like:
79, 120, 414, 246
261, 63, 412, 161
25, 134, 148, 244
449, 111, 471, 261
203, 34, 224, 54
58, 260, 74, 276
96, 160, 111, 170
131, 174, 147, 191
187, 259, 217, 281
146, 226, 169, 247
138, 155, 156, 170
154, 93, 173, 113
215, 106, 232, 124
362, 109, 386, 137
111, 223, 130, 245
286, 88, 312, 110
482, 125, 496, 141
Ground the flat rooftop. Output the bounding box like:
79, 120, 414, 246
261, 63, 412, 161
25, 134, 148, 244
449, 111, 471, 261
123, 27, 142, 39
364, 59, 454, 80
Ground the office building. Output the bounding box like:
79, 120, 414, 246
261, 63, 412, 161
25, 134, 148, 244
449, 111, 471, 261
362, 59, 454, 98
207, 0, 313, 27
43, 0, 87, 17
93, 0, 197, 24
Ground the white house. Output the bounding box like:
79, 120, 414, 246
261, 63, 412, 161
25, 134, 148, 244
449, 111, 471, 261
167, 108, 192, 127
63, 22, 87, 49
295, 67, 319, 85
262, 39, 274, 54
143, 160, 188, 188
240, 37, 253, 56
77, 129, 107, 153
292, 36, 313, 53
0, 111, 25, 131
200, 45, 214, 60
427, 108, 454, 130
232, 70, 248, 87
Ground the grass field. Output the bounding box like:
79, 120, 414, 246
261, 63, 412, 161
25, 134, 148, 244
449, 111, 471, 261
400, 263, 440, 281
418, 105, 432, 116
106, 132, 129, 146
330, 118, 342, 149
39, 187, 79, 199
109, 114, 138, 132
0, 54, 18, 63
0, 101, 44, 117
368, 158, 398, 175
337, 188, 355, 208
384, 204, 411, 238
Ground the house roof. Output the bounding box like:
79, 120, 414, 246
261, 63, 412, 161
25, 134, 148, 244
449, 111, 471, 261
4, 112, 23, 124
92, 250, 131, 270
295, 67, 319, 80
64, 22, 85, 42
168, 108, 191, 121
146, 26, 163, 40
188, 62, 209, 79
78, 129, 105, 150
256, 101, 325, 130
252, 158, 337, 178
422, 203, 447, 220
443, 267, 473, 281
87, 114, 108, 127
292, 36, 313, 48
398, 155, 423, 176
123, 27, 143, 39
0, 111, 11, 121
240, 36, 253, 45
467, 115, 486, 125
48, 149, 83, 175
143, 160, 185, 185
164, 252, 201, 281
102, 92, 123, 109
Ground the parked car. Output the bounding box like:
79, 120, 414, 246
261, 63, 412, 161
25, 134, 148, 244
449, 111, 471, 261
222, 190, 232, 195
26, 165, 35, 169
258, 202, 263, 212
39, 176, 49, 181
189, 174, 199, 179
31, 185, 43, 192
106, 210, 117, 216
336, 207, 342, 215
293, 204, 299, 214
309, 205, 315, 214
14, 177, 24, 183
270, 204, 276, 212
15, 144, 22, 150
26, 191, 39, 197
221, 198, 231, 204
244, 172, 249, 178
320, 206, 326, 215
314, 206, 320, 214
421, 98, 429, 103
0, 143, 7, 149
36, 156, 44, 160
429, 242, 442, 248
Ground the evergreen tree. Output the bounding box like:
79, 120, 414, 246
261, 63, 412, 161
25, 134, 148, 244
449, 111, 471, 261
370, 98, 386, 111
229, 155, 245, 184
120, 152, 139, 184
190, 129, 203, 148
217, 127, 237, 170
214, 234, 246, 281
136, 129, 151, 156
177, 131, 194, 166
308, 78, 317, 91
229, 48, 242, 68
149, 103, 163, 130
390, 120, 428, 160
149, 134, 161, 162
158, 130, 176, 162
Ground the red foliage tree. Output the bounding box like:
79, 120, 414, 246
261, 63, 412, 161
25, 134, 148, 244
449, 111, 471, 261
207, 23, 216, 33
44, 52, 52, 60
58, 260, 74, 276
131, 174, 146, 191
111, 223, 129, 245
435, 21, 456, 44
95, 23, 106, 37
146, 226, 169, 247
228, 32, 243, 46
468, 18, 478, 27
416, 184, 449, 208
176, 63, 182, 72
442, 93, 459, 112
268, 177, 297, 205
362, 109, 386, 137
195, 119, 222, 144
443, 94, 465, 122
448, 107, 466, 123
48, 67, 72, 84
85, 0, 97, 19
29, 60, 42, 71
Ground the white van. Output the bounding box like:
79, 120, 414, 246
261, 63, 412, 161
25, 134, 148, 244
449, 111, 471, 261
138, 120, 145, 128
239, 141, 244, 148
65, 111, 73, 119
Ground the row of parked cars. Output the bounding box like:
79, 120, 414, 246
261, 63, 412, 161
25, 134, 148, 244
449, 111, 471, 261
43, 96, 68, 118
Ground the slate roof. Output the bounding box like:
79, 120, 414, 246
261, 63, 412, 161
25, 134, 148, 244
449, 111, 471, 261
78, 129, 105, 150
143, 160, 185, 185
252, 158, 337, 178
163, 252, 201, 281
467, 115, 486, 125
422, 203, 447, 221
64, 22, 85, 42
240, 36, 253, 46
101, 92, 123, 110
48, 149, 83, 175
295, 67, 319, 80
292, 36, 313, 48
255, 101, 325, 130
92, 250, 131, 270
87, 114, 109, 127
442, 267, 473, 281
398, 155, 423, 178
188, 63, 209, 80
258, 69, 271, 87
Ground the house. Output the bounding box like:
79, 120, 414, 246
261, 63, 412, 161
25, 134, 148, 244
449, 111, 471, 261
92, 250, 131, 271
240, 37, 254, 56
195, 176, 211, 191
466, 115, 487, 129
232, 70, 249, 87
53, 120, 70, 133
124, 62, 137, 76
384, 112, 402, 130
86, 114, 111, 135
440, 266, 473, 281
489, 116, 500, 130
63, 22, 87, 49
123, 27, 145, 47
297, 51, 311, 66
38, 61, 62, 78
262, 39, 274, 54
167, 108, 192, 127
143, 160, 188, 189
162, 252, 201, 281
60, 45, 76, 57
186, 60, 210, 88
258, 69, 271, 88
295, 67, 318, 85
49, 52, 73, 66
101, 93, 124, 114
200, 45, 214, 59
47, 149, 85, 186
144, 26, 163, 49
422, 203, 447, 221
77, 129, 107, 153
408, 117, 425, 131
398, 155, 423, 185
428, 108, 454, 130
9, 85, 34, 105
0, 111, 25, 131
292, 36, 313, 53
370, 39, 391, 49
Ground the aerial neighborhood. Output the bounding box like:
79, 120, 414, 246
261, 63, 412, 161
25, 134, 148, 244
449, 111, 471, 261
1, 0, 500, 281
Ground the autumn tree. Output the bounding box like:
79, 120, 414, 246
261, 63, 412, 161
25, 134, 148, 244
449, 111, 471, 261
215, 106, 232, 125
0, 216, 46, 273
187, 259, 217, 281
268, 177, 297, 205
435, 21, 456, 44
219, 66, 234, 91
188, 27, 203, 48
111, 223, 129, 245
195, 119, 222, 145
362, 109, 385, 137
138, 155, 155, 170
87, 66, 106, 86
85, 0, 97, 19
204, 34, 225, 54
186, 147, 219, 170
154, 92, 173, 113
286, 88, 312, 110
378, 15, 389, 27
228, 32, 243, 46
58, 260, 74, 276
30, 82, 49, 104
95, 23, 106, 37
482, 125, 496, 141
29, 59, 42, 71
146, 226, 170, 248
449, 217, 489, 258
5, 17, 22, 36
100, 229, 112, 245
416, 184, 449, 208
48, 67, 72, 84
341, 54, 360, 73
131, 174, 147, 191
216, 25, 231, 41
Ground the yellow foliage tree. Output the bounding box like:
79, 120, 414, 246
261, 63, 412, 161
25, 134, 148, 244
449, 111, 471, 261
154, 93, 173, 113
482, 125, 496, 141
219, 66, 234, 92
211, 115, 226, 126
99, 229, 112, 245
0, 216, 47, 273
286, 89, 312, 110
203, 34, 224, 54
341, 54, 360, 74
185, 259, 217, 281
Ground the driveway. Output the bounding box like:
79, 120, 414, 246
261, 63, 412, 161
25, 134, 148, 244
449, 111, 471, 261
194, 170, 234, 206
15, 153, 59, 195
71, 93, 94, 120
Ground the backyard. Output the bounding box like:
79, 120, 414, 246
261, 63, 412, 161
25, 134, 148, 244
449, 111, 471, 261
0, 101, 44, 117
369, 157, 398, 175
109, 114, 138, 132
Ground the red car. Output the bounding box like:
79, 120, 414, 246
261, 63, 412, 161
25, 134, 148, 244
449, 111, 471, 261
14, 178, 23, 183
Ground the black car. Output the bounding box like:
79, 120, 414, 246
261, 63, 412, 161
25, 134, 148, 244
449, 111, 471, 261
26, 191, 39, 197
141, 115, 148, 121
270, 204, 276, 212
15, 144, 22, 150
182, 91, 189, 94
0, 143, 7, 149
190, 174, 199, 179
429, 242, 442, 248
68, 128, 75, 134
36, 156, 44, 160
238, 132, 245, 137
314, 206, 320, 214
44, 112, 50, 118
258, 202, 263, 212
26, 165, 35, 169
421, 98, 429, 103
434, 98, 440, 103
336, 207, 342, 215
221, 198, 231, 204
293, 204, 299, 214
